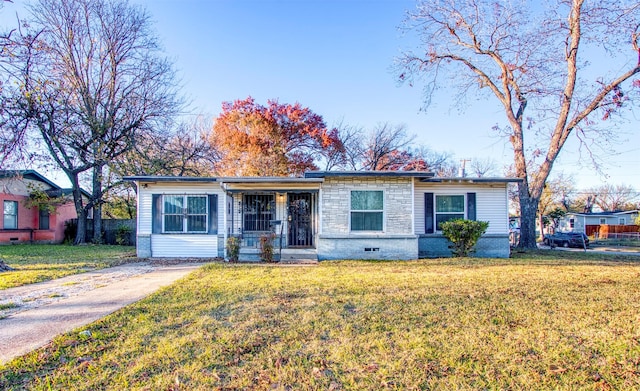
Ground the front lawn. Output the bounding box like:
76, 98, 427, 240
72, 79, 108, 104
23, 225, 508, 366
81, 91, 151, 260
0, 245, 136, 290
2, 252, 640, 390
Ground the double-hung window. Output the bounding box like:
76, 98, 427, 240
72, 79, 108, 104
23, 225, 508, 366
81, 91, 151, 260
350, 190, 383, 231
3, 200, 18, 229
425, 193, 476, 233
435, 195, 465, 230
163, 195, 208, 233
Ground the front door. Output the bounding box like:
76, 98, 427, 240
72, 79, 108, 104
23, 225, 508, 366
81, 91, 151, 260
287, 193, 313, 247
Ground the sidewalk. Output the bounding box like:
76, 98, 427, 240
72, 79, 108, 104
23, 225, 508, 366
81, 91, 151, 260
0, 262, 207, 364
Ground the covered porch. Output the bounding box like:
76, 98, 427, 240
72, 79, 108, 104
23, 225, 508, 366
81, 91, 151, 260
221, 178, 323, 261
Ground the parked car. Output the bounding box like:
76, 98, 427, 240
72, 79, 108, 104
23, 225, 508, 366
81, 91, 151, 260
543, 232, 590, 248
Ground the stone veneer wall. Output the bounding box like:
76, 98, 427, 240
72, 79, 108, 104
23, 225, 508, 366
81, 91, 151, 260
317, 176, 418, 260
419, 234, 511, 258
218, 234, 225, 258
317, 235, 418, 260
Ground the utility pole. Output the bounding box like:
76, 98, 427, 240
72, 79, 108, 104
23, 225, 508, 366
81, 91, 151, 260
458, 159, 471, 177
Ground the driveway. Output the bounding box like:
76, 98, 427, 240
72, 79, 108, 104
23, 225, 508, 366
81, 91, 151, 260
0, 261, 209, 364
537, 244, 640, 256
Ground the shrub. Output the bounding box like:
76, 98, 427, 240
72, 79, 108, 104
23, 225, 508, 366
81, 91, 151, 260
63, 220, 77, 244
259, 233, 277, 262
441, 219, 489, 257
115, 224, 133, 246
226, 236, 240, 262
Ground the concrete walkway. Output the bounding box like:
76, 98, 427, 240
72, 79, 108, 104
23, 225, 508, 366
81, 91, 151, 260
0, 262, 207, 364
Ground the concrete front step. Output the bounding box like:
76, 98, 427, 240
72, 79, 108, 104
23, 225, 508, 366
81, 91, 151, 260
238, 248, 317, 263
278, 259, 318, 265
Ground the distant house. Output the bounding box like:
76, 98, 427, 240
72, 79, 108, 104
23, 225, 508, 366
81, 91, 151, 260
558, 210, 639, 234
126, 171, 521, 260
0, 170, 80, 244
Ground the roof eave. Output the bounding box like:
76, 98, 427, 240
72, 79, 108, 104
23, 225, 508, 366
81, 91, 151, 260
220, 177, 324, 184
421, 177, 523, 183
0, 169, 62, 190
305, 170, 435, 179
124, 176, 218, 183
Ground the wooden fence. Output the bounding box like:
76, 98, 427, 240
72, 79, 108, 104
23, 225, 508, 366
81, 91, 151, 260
586, 224, 640, 239
69, 218, 136, 245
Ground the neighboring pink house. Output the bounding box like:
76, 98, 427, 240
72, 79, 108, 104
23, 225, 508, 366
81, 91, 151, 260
0, 170, 79, 244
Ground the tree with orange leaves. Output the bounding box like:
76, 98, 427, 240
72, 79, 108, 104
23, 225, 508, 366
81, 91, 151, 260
209, 97, 344, 177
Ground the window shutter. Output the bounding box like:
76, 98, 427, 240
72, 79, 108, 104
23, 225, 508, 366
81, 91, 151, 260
152, 194, 162, 234
425, 192, 434, 234
467, 192, 476, 221
208, 194, 218, 235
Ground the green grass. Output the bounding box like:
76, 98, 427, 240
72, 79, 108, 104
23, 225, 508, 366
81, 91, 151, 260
2, 251, 639, 390
0, 303, 18, 311
0, 245, 136, 290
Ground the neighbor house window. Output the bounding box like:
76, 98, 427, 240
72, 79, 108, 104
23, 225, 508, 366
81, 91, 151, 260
435, 195, 465, 230
569, 218, 575, 229
3, 200, 18, 229
599, 218, 606, 224
351, 190, 383, 231
163, 195, 208, 233
39, 208, 50, 230
619, 218, 626, 225
243, 194, 275, 231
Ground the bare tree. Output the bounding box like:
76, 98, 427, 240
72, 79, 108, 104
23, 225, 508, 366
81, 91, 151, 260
586, 184, 639, 212
116, 118, 219, 177
359, 123, 414, 170
331, 122, 454, 173
323, 121, 359, 170
1, 0, 180, 244
469, 157, 498, 178
398, 0, 640, 248
413, 146, 454, 176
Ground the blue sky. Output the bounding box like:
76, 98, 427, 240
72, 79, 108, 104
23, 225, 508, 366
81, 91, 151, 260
2, 0, 639, 190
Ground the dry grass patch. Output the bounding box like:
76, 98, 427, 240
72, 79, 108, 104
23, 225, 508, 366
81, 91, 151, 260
0, 245, 136, 290
2, 254, 640, 390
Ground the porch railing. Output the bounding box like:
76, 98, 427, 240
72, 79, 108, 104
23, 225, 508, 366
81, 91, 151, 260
239, 231, 275, 248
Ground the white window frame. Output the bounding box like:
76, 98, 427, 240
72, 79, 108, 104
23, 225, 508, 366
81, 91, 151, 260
162, 195, 208, 234
435, 194, 466, 231
350, 190, 384, 232
619, 217, 626, 225
599, 218, 607, 224
3, 200, 18, 229
569, 218, 575, 229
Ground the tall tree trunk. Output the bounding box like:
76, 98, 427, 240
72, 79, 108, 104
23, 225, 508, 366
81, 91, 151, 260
518, 191, 540, 249
67, 172, 87, 245
93, 203, 102, 243
92, 165, 103, 243
74, 201, 87, 245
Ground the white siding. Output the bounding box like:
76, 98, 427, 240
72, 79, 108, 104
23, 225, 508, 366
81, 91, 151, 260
151, 234, 217, 257
137, 182, 224, 235
138, 186, 153, 235
414, 181, 509, 235
135, 181, 224, 257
